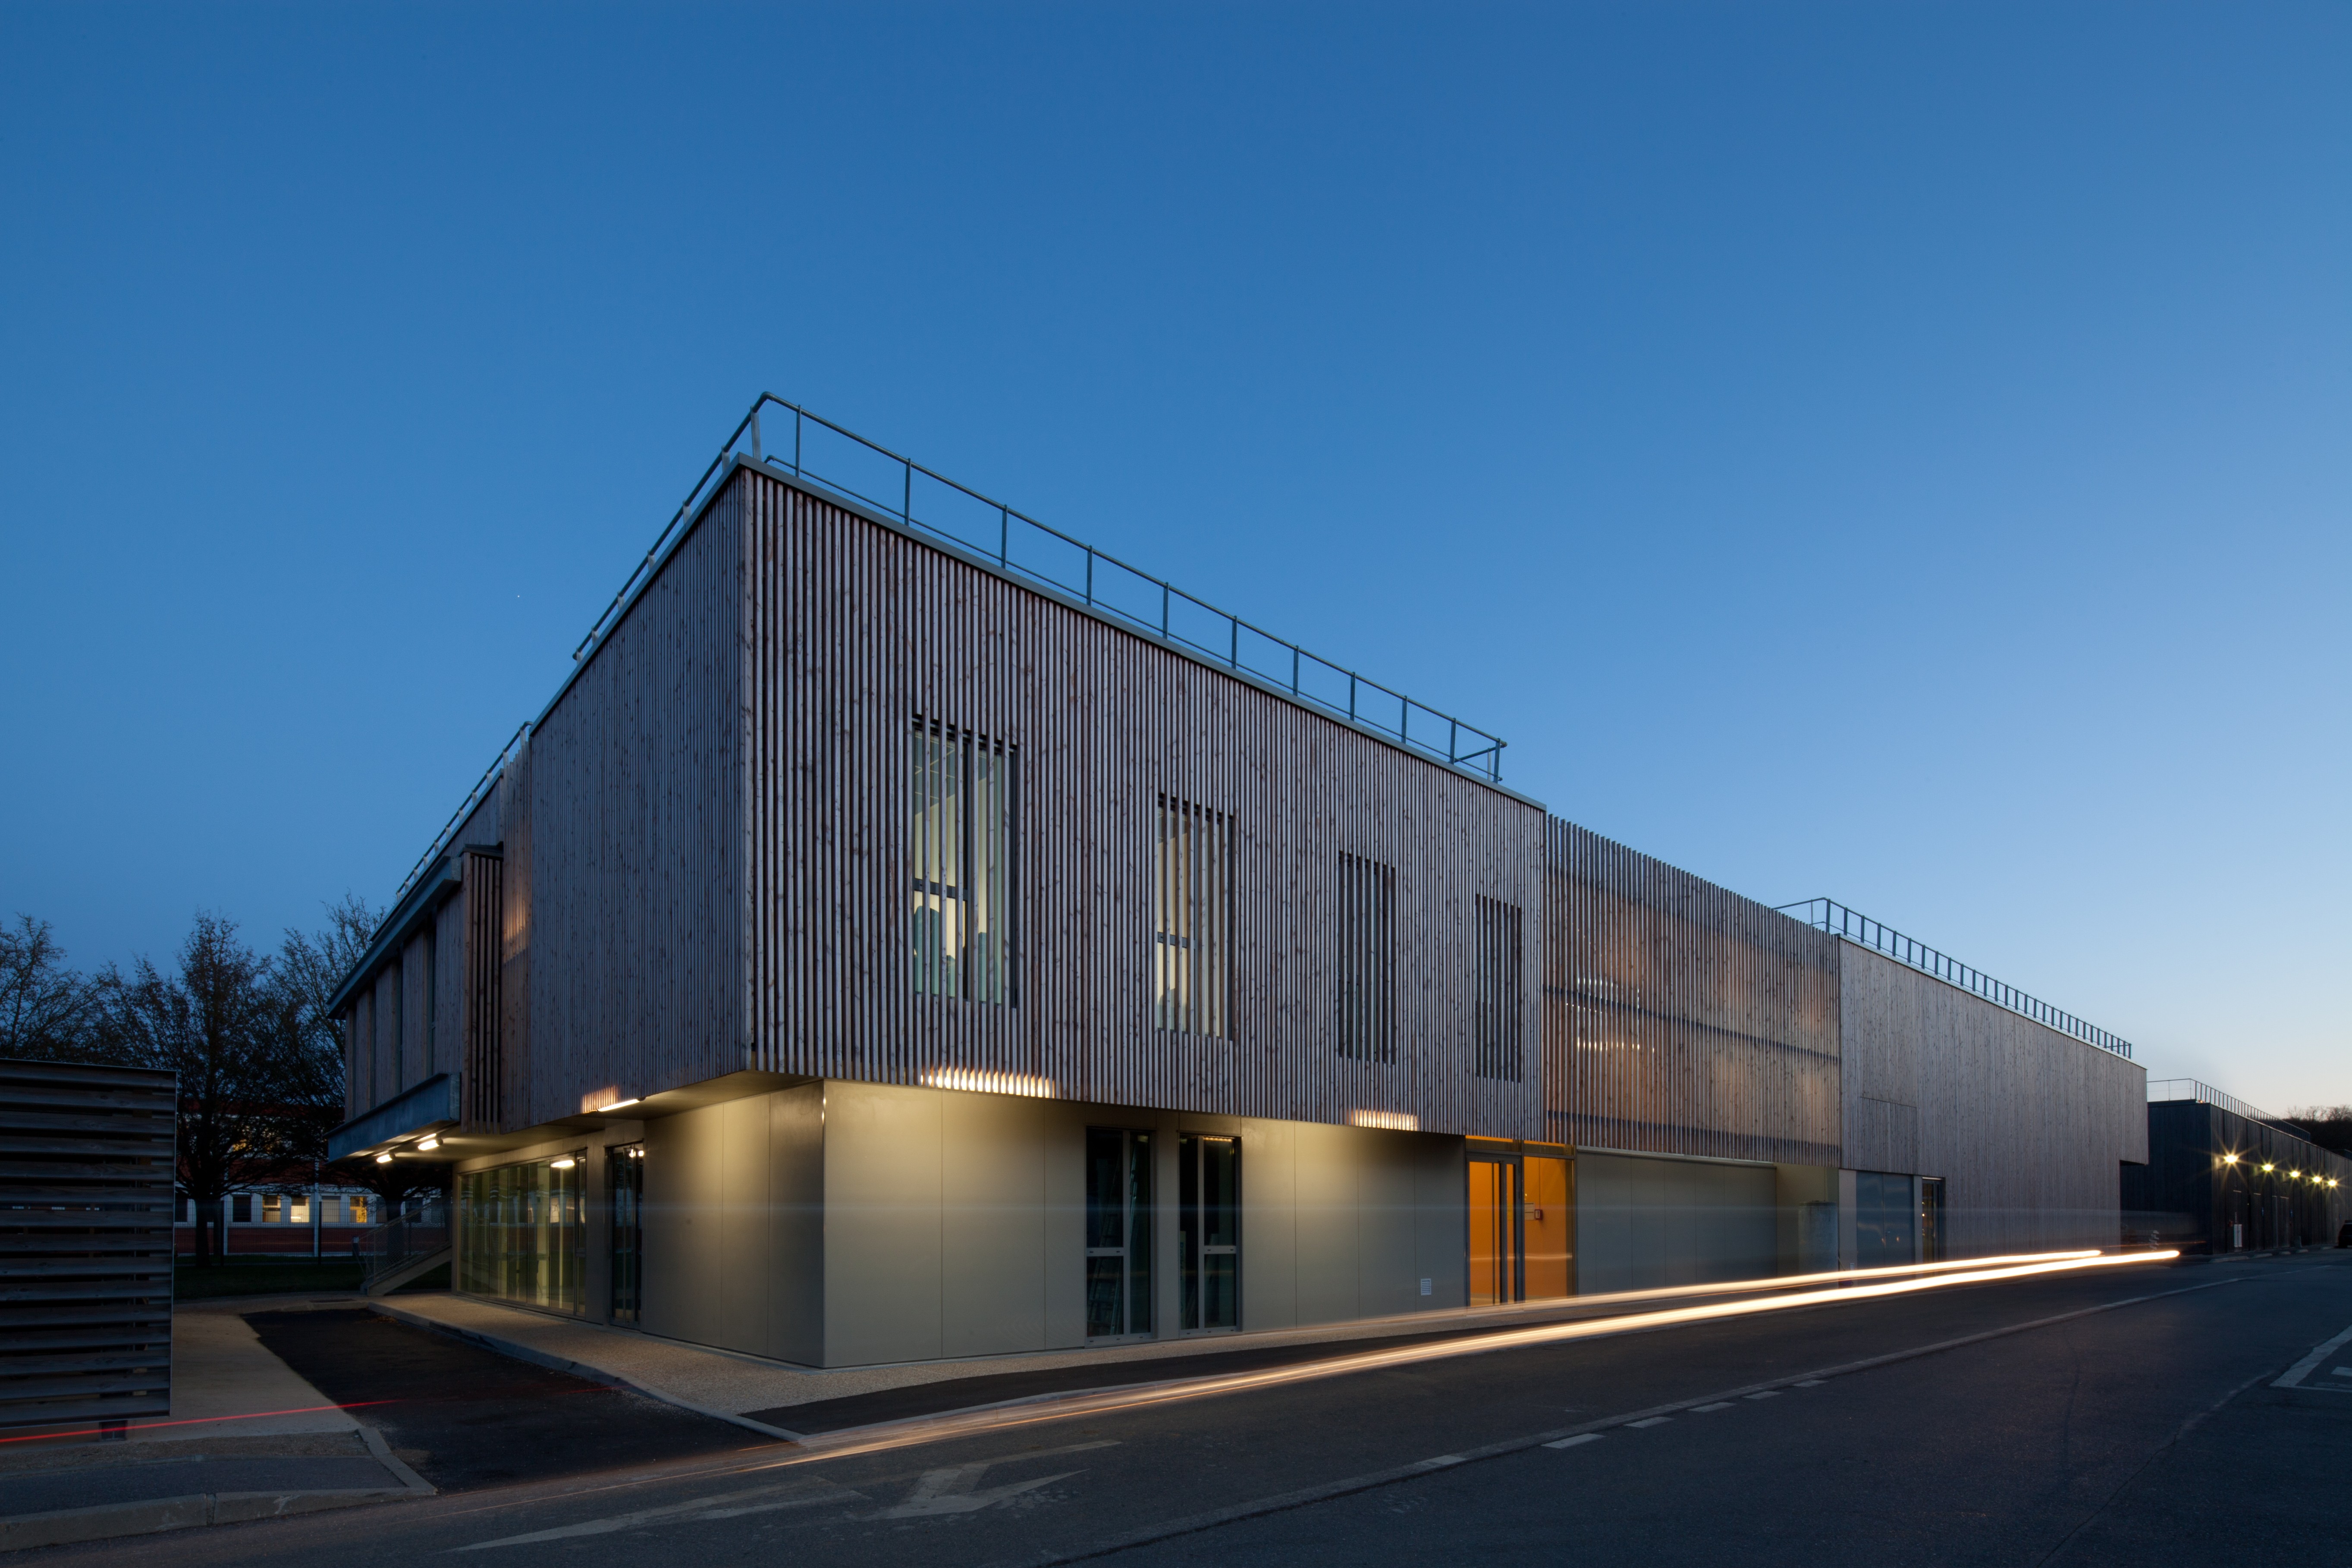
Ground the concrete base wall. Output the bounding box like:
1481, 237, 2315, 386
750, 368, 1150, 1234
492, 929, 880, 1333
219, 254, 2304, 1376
635, 1079, 1467, 1368
1574, 1152, 1780, 1293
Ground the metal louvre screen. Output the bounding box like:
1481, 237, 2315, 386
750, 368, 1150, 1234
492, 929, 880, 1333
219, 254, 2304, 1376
1155, 797, 1232, 1037
1474, 895, 1523, 1081
911, 722, 1014, 1004
0, 1058, 176, 1433
1335, 853, 1395, 1061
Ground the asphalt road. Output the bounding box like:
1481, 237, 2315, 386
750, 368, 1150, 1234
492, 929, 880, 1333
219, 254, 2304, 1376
40, 1253, 2352, 1567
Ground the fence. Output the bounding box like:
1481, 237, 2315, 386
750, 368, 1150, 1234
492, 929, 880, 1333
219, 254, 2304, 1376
1779, 898, 2135, 1060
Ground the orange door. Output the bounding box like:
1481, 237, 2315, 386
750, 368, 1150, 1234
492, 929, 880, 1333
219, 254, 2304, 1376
1468, 1158, 1518, 1305
1523, 1156, 1573, 1300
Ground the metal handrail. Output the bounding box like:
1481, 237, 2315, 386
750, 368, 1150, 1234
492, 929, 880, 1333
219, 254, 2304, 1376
571, 394, 1509, 782
1778, 898, 2135, 1060
352, 1200, 449, 1291
379, 723, 529, 936
2146, 1078, 2304, 1132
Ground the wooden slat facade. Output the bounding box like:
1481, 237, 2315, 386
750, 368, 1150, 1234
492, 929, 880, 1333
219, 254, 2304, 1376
738, 467, 1545, 1138
1839, 942, 2145, 1253
1543, 820, 1843, 1165
0, 1057, 176, 1432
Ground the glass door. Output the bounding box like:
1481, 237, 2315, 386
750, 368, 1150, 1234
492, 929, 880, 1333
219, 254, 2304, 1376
1468, 1155, 1520, 1305
609, 1144, 644, 1326
1918, 1177, 1945, 1263
1180, 1134, 1240, 1332
1086, 1129, 1152, 1340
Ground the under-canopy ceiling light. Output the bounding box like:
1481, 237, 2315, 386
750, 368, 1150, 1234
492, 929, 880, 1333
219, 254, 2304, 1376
550, 1156, 578, 1170
374, 1153, 393, 1164
416, 1137, 440, 1152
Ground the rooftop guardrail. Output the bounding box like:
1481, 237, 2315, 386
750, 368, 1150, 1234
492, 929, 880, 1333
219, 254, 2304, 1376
2146, 1078, 2305, 1132
376, 396, 1509, 938
1778, 898, 2135, 1060
574, 393, 1508, 783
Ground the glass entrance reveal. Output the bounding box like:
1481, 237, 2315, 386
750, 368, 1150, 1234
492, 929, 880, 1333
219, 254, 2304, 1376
458, 1153, 586, 1314
1180, 1134, 1240, 1332
1086, 1128, 1152, 1340
609, 1144, 644, 1326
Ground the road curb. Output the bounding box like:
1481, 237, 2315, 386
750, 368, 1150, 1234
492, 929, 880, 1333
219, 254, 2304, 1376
0, 1486, 411, 1552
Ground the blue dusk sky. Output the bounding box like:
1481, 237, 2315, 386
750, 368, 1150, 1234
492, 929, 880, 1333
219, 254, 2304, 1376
2, 3, 2344, 1110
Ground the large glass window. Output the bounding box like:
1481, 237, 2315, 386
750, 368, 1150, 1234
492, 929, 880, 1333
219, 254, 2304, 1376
911, 723, 1014, 1003
1335, 855, 1394, 1061
458, 1153, 586, 1314
1155, 797, 1231, 1037
1180, 1134, 1240, 1332
1086, 1129, 1152, 1340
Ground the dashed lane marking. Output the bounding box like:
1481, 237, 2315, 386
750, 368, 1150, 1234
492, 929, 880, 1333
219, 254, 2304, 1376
1624, 1417, 1671, 1429
1691, 1402, 1735, 1412
1034, 1273, 2247, 1566
1543, 1434, 1603, 1450
1744, 1391, 1780, 1401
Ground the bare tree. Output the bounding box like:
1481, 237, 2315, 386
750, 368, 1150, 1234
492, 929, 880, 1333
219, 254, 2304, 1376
0, 915, 104, 1061
99, 914, 323, 1267
2289, 1106, 2352, 1160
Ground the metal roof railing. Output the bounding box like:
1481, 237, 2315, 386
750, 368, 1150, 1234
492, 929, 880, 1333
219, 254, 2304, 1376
375, 722, 528, 937
572, 393, 1509, 783
1778, 898, 2135, 1060
2146, 1078, 2305, 1133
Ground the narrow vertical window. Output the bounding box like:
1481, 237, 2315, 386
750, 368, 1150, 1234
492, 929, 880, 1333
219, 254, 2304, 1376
1474, 896, 1523, 1081
911, 721, 1014, 1003
1335, 853, 1395, 1062
1155, 797, 1231, 1037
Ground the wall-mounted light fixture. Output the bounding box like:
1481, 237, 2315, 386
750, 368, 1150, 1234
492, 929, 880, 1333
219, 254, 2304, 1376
920, 1067, 1055, 1098
1347, 1109, 1420, 1132
2222, 1153, 2239, 1164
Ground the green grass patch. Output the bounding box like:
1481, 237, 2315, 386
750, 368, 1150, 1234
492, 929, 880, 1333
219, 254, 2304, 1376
174, 1258, 365, 1299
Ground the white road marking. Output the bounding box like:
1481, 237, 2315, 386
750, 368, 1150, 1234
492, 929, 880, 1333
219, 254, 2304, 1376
2272, 1322, 2352, 1389
455, 1476, 860, 1549
2333, 1367, 2352, 1378
1543, 1434, 1603, 1449
1625, 1417, 1671, 1429
1744, 1390, 1780, 1401
1690, 1402, 1735, 1412
1415, 1455, 1466, 1468
1795, 1379, 1826, 1387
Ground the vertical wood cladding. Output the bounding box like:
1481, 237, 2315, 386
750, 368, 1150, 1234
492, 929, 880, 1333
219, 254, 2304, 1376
513, 481, 744, 1130
743, 467, 1543, 1138
1839, 943, 2145, 1254
1543, 820, 1842, 1164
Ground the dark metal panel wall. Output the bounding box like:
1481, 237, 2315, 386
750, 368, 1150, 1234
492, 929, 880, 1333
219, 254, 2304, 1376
1542, 820, 1843, 1164
0, 1058, 176, 1432
742, 468, 1544, 1138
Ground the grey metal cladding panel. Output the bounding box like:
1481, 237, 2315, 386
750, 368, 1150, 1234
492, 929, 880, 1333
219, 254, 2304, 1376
1837, 942, 2146, 1253
0, 1059, 175, 1430
738, 468, 1545, 1137
1542, 820, 1843, 1164
519, 485, 747, 1127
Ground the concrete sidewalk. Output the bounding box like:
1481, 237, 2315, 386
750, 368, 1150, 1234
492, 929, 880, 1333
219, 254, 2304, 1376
371, 1287, 1708, 1439
0, 1301, 432, 1552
